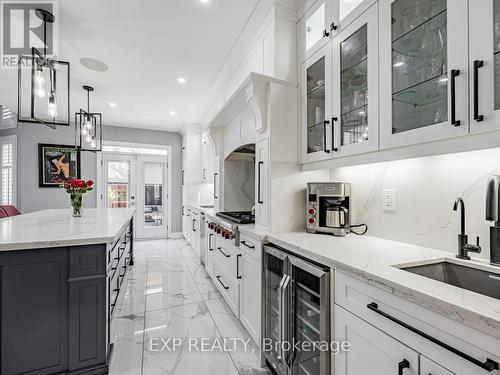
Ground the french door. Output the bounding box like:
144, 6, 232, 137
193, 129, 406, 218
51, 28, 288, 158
101, 153, 168, 239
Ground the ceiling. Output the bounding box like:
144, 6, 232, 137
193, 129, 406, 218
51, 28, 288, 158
0, 0, 260, 132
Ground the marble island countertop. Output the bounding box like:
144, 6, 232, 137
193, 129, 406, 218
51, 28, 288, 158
0, 208, 135, 251
265, 232, 500, 340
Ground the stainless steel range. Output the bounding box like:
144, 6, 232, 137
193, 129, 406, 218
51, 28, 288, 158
216, 211, 255, 224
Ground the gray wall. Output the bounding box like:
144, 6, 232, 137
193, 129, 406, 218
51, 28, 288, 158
1, 123, 182, 233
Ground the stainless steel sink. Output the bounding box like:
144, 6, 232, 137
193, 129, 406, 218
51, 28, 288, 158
401, 261, 500, 301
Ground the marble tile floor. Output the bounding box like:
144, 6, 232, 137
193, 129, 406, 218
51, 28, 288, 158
110, 239, 271, 375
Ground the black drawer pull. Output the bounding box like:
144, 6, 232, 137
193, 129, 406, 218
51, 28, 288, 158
111, 267, 117, 271
398, 359, 409, 375
473, 60, 484, 122
113, 288, 119, 292
367, 303, 499, 372
323, 120, 330, 154
240, 241, 255, 249
236, 254, 242, 279
218, 247, 230, 258
331, 117, 338, 152
451, 69, 460, 126
216, 276, 229, 290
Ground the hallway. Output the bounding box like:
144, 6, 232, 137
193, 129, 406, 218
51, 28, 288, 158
109, 239, 270, 375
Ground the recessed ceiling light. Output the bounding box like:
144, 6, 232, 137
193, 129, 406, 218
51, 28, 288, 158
80, 57, 109, 72
109, 102, 117, 108
200, 0, 210, 3
177, 77, 186, 84
169, 111, 176, 116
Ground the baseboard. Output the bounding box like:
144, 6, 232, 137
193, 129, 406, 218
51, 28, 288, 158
170, 232, 184, 239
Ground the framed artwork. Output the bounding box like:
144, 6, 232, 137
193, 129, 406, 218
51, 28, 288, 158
38, 144, 81, 187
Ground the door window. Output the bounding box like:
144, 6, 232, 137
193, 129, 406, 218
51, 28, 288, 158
106, 161, 130, 208
143, 162, 164, 228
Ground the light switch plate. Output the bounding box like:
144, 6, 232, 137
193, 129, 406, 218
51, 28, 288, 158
383, 189, 397, 211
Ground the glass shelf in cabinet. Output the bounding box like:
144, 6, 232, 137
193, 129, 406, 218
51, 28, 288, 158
392, 73, 447, 107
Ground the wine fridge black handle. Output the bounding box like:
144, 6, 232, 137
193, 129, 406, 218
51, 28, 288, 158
214, 173, 218, 199
398, 359, 410, 375
236, 254, 242, 279
367, 303, 499, 372
216, 276, 229, 290
323, 120, 330, 154
331, 117, 338, 152
218, 247, 230, 258
473, 60, 484, 122
451, 69, 460, 126
241, 241, 255, 249
258, 161, 264, 204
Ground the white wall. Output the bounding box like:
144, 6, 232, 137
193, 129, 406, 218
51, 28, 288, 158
330, 147, 500, 261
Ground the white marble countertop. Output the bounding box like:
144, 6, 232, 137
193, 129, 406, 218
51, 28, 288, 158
0, 208, 135, 251
265, 232, 500, 340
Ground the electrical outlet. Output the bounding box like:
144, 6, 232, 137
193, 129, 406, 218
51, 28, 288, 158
383, 189, 397, 211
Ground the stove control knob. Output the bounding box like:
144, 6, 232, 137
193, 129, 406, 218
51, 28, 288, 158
308, 218, 315, 224
308, 208, 316, 215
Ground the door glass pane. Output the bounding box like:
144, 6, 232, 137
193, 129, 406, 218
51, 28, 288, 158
391, 0, 448, 134
341, 25, 368, 145
264, 252, 285, 371
495, 0, 500, 109
143, 162, 164, 228
292, 267, 321, 375
307, 57, 326, 154
107, 161, 130, 208
306, 3, 325, 51
340, 0, 364, 22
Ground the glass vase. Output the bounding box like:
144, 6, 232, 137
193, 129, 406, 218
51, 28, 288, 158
70, 193, 83, 217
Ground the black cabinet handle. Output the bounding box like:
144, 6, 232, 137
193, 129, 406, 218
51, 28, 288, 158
214, 173, 219, 199
398, 359, 410, 375
182, 170, 185, 185
218, 247, 230, 258
331, 117, 338, 152
192, 219, 196, 232
367, 303, 499, 372
203, 168, 206, 180
473, 60, 484, 122
330, 22, 338, 31
209, 234, 214, 251
450, 69, 460, 126
323, 120, 330, 154
182, 206, 185, 216
258, 161, 264, 204
236, 254, 242, 279
323, 29, 329, 38
216, 276, 229, 290
241, 240, 255, 249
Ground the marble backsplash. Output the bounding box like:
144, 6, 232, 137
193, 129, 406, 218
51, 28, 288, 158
330, 147, 500, 261
223, 158, 255, 212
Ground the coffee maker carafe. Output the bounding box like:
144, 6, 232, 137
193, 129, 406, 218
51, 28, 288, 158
306, 182, 351, 236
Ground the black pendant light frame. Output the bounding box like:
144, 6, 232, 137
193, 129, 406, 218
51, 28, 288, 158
17, 8, 70, 128
75, 86, 103, 152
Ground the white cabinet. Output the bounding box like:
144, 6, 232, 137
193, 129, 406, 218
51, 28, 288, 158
468, 0, 500, 134
201, 132, 215, 183
182, 205, 187, 239
255, 139, 269, 226
301, 43, 333, 163
182, 131, 202, 184
379, 0, 469, 149
239, 235, 262, 346
301, 0, 334, 61
213, 157, 220, 212
332, 3, 379, 157
421, 356, 455, 375
335, 305, 419, 375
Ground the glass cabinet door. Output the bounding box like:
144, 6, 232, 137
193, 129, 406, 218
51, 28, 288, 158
332, 3, 379, 157
379, 0, 468, 149
302, 44, 333, 163
469, 0, 500, 134
301, 0, 332, 61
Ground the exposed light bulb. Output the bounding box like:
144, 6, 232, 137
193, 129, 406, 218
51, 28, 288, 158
177, 77, 186, 84
81, 128, 88, 136
47, 92, 57, 118
86, 134, 92, 143
35, 69, 46, 98
90, 138, 96, 148
85, 118, 92, 130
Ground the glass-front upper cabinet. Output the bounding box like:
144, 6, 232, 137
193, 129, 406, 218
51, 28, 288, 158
301, 0, 333, 61
379, 0, 469, 150
469, 0, 500, 134
332, 4, 379, 157
301, 43, 333, 163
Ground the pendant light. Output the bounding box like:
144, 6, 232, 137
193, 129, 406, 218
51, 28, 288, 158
75, 86, 102, 152
17, 8, 70, 128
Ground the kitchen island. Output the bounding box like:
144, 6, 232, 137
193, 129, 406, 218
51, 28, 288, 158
0, 208, 135, 375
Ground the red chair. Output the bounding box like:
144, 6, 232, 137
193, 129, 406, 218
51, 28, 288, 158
0, 205, 21, 218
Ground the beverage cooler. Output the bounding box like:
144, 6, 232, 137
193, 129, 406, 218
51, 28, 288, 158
263, 244, 331, 375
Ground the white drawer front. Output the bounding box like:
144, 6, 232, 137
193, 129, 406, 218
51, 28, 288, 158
214, 261, 240, 317
239, 234, 261, 261
335, 272, 500, 375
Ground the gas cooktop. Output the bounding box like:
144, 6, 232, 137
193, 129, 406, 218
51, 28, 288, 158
216, 211, 255, 224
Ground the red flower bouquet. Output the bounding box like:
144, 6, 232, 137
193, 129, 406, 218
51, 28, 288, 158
61, 178, 94, 217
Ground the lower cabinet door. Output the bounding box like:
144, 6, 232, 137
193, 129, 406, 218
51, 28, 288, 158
334, 305, 419, 375
421, 356, 455, 375
239, 252, 261, 345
